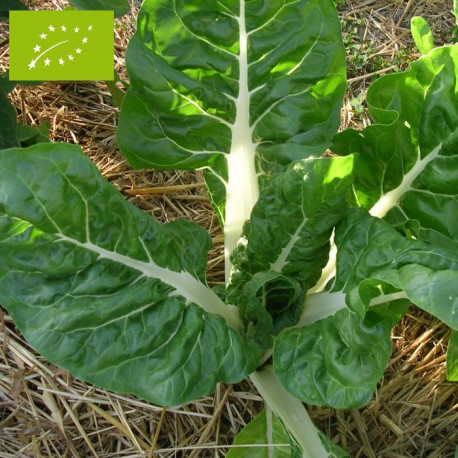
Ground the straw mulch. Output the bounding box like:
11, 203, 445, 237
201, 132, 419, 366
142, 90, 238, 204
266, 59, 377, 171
0, 0, 457, 456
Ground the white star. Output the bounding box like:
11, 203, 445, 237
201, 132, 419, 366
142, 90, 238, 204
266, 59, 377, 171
68, 54, 74, 61
82, 37, 88, 43
28, 60, 36, 70
33, 45, 41, 53
39, 33, 47, 39
48, 25, 55, 32
88, 25, 93, 31
61, 25, 67, 32
44, 58, 51, 66
76, 48, 82, 54
59, 58, 65, 65
74, 27, 79, 32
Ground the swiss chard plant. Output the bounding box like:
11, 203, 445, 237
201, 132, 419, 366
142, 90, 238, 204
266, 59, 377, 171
0, 1, 457, 456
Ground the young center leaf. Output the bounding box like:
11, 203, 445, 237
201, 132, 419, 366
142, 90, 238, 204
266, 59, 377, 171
0, 143, 259, 406
227, 155, 354, 347
117, 0, 346, 271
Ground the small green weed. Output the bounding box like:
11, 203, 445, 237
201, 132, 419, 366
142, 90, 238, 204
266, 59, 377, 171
349, 93, 365, 116
341, 16, 414, 80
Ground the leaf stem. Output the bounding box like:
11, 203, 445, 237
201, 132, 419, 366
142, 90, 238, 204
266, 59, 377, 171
250, 365, 329, 457
224, 0, 259, 282
297, 289, 409, 328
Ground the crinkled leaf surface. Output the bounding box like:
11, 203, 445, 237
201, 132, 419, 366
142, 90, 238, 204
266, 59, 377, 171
0, 143, 258, 406
332, 208, 458, 329
274, 303, 407, 409
273, 44, 458, 409
329, 43, 458, 330
228, 156, 354, 345
274, 206, 457, 409
117, 0, 346, 233
230, 157, 354, 286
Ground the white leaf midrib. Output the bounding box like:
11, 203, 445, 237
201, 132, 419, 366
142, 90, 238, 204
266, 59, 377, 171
311, 141, 444, 294
270, 218, 307, 273
224, 0, 260, 281
369, 142, 443, 219
56, 234, 241, 330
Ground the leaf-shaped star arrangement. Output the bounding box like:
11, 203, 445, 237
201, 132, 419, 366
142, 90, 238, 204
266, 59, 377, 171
28, 24, 93, 70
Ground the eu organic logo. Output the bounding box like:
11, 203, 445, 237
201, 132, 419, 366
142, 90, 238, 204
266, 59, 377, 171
9, 11, 114, 81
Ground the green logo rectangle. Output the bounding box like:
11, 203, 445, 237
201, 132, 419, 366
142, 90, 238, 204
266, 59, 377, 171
9, 10, 114, 81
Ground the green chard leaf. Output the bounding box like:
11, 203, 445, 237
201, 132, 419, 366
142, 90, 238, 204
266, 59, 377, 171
17, 121, 51, 146
0, 0, 27, 18
0, 143, 258, 406
332, 44, 458, 250
227, 156, 354, 346
331, 208, 458, 328
0, 91, 50, 150
274, 303, 408, 409
117, 0, 346, 263
0, 87, 20, 149
273, 43, 458, 410
227, 407, 291, 458
411, 16, 434, 54
0, 73, 49, 149
228, 405, 349, 457
274, 205, 457, 409
0, 72, 17, 95
328, 43, 458, 328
